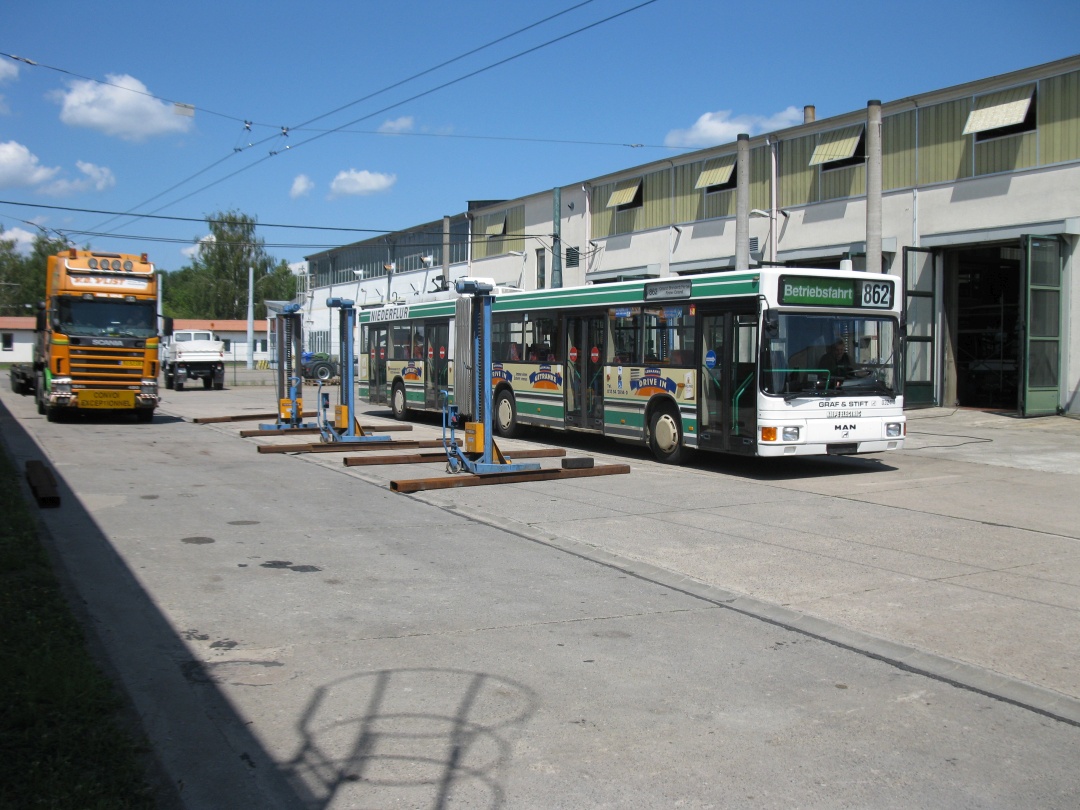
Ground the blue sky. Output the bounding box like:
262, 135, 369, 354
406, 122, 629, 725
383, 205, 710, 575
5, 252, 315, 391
2, 0, 1078, 273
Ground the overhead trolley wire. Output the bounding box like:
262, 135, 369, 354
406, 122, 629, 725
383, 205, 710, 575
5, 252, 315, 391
85, 0, 663, 238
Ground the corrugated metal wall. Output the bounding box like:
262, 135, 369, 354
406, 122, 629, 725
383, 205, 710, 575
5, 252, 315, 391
918, 98, 974, 185
1041, 69, 1080, 165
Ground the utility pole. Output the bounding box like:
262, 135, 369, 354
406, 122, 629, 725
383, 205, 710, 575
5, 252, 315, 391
551, 187, 563, 288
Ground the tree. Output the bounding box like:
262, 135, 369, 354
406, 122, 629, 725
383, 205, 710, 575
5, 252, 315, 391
162, 210, 295, 320
0, 228, 70, 314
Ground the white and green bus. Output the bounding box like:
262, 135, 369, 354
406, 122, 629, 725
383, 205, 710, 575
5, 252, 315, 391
357, 267, 905, 463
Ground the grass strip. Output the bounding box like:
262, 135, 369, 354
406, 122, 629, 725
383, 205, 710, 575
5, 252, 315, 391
0, 443, 157, 808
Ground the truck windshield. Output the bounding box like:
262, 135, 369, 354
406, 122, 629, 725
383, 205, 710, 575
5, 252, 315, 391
56, 298, 157, 339
760, 313, 900, 399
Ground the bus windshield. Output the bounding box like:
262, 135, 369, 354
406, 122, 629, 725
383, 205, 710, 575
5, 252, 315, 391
761, 313, 900, 399
56, 298, 158, 339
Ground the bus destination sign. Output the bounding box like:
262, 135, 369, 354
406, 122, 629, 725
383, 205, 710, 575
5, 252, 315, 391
778, 275, 893, 309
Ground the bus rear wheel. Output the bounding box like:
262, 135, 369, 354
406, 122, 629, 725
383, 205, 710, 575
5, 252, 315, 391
647, 408, 684, 464
391, 382, 408, 420
494, 389, 520, 438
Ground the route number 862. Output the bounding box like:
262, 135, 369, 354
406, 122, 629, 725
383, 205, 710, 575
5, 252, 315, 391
860, 281, 892, 308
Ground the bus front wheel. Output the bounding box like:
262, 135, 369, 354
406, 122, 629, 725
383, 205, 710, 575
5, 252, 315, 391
647, 408, 684, 464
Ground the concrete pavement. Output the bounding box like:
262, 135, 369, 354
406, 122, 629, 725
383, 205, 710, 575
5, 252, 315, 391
3, 380, 1080, 807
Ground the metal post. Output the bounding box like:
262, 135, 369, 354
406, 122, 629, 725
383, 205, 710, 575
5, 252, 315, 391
735, 133, 751, 271
866, 99, 883, 274
552, 187, 563, 288
246, 266, 254, 369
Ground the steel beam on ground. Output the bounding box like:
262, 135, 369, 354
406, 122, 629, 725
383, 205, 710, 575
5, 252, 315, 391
344, 448, 565, 467
256, 439, 458, 455
389, 463, 631, 492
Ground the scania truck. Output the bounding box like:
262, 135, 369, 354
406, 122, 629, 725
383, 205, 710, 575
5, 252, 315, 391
9, 248, 161, 422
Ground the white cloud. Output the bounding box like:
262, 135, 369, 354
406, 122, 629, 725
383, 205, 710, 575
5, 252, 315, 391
329, 169, 396, 198
2, 225, 37, 254
0, 141, 60, 188
378, 116, 414, 134
290, 174, 314, 199
182, 233, 215, 259
52, 73, 193, 142
40, 161, 116, 196
665, 106, 803, 148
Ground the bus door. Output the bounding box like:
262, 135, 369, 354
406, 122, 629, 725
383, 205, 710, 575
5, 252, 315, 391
424, 320, 451, 409
698, 308, 758, 454
564, 314, 605, 430
368, 324, 389, 405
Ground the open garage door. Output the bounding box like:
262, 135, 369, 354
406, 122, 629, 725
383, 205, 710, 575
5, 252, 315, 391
1020, 236, 1063, 416
903, 247, 936, 407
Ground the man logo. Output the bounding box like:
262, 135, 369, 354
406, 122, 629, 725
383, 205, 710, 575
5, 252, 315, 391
834, 424, 856, 431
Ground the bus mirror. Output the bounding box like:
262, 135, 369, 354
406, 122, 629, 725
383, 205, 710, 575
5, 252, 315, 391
899, 313, 907, 336
162, 316, 174, 337
763, 309, 779, 337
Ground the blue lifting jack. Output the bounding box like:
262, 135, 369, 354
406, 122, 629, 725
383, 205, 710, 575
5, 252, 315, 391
442, 278, 541, 475
316, 298, 391, 444
259, 303, 318, 431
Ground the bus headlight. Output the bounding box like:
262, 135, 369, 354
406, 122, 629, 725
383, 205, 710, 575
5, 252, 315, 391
782, 426, 801, 441
141, 379, 158, 396
52, 377, 73, 395
886, 422, 903, 438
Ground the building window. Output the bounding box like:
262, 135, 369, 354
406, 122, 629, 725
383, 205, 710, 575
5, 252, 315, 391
963, 85, 1036, 142
536, 248, 546, 289
606, 178, 643, 211
695, 155, 737, 193
1, 333, 12, 351
809, 124, 865, 171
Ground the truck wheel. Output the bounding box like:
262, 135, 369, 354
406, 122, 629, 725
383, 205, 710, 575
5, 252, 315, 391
647, 406, 685, 464
36, 389, 45, 415
391, 382, 409, 420
135, 409, 154, 423
494, 389, 520, 438
213, 381, 224, 391
311, 362, 334, 382
45, 405, 60, 423
202, 376, 212, 390
174, 379, 184, 391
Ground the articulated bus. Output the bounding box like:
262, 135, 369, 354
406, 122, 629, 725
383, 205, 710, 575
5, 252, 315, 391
357, 267, 905, 463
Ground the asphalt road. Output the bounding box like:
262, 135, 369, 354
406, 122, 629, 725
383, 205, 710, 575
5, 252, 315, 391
2, 381, 1079, 809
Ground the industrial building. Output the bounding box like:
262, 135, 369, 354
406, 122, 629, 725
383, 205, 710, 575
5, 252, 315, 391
302, 54, 1080, 416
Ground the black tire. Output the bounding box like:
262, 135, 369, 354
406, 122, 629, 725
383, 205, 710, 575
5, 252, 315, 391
45, 405, 60, 423
647, 406, 685, 464
493, 389, 520, 438
164, 374, 174, 390
135, 409, 154, 423
213, 381, 224, 391
36, 388, 45, 415
391, 382, 408, 421
202, 376, 213, 389
311, 362, 334, 382
174, 379, 184, 391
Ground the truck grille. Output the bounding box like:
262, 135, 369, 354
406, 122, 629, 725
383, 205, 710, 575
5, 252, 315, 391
68, 347, 147, 382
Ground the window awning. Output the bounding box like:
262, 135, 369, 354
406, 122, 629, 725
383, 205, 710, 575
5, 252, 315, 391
962, 85, 1035, 135
694, 155, 737, 189
484, 216, 506, 236
606, 179, 641, 208
809, 124, 864, 166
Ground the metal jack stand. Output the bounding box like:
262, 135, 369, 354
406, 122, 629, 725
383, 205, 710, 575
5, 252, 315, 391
316, 298, 391, 444
259, 303, 318, 431
442, 278, 541, 475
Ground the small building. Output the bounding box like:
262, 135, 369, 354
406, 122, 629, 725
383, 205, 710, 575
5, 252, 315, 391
0, 316, 35, 364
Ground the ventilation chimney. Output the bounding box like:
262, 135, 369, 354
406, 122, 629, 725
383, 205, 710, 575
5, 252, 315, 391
803, 105, 816, 124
